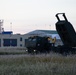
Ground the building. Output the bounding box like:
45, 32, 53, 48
0, 29, 63, 49
0, 20, 27, 49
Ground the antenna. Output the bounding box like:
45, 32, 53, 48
10, 22, 12, 31
49, 25, 51, 30
0, 20, 4, 33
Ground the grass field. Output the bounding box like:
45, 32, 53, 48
0, 53, 76, 75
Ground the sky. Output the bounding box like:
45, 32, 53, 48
0, 0, 76, 34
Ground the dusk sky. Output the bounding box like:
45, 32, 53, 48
0, 0, 76, 34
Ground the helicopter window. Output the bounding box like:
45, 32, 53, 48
28, 39, 32, 41
32, 39, 36, 41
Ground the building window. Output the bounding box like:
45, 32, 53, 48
3, 39, 10, 46
20, 37, 22, 41
11, 39, 17, 46
20, 44, 22, 47
3, 39, 17, 47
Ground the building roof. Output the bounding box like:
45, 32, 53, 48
26, 30, 58, 35
38, 30, 58, 34
26, 30, 60, 39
